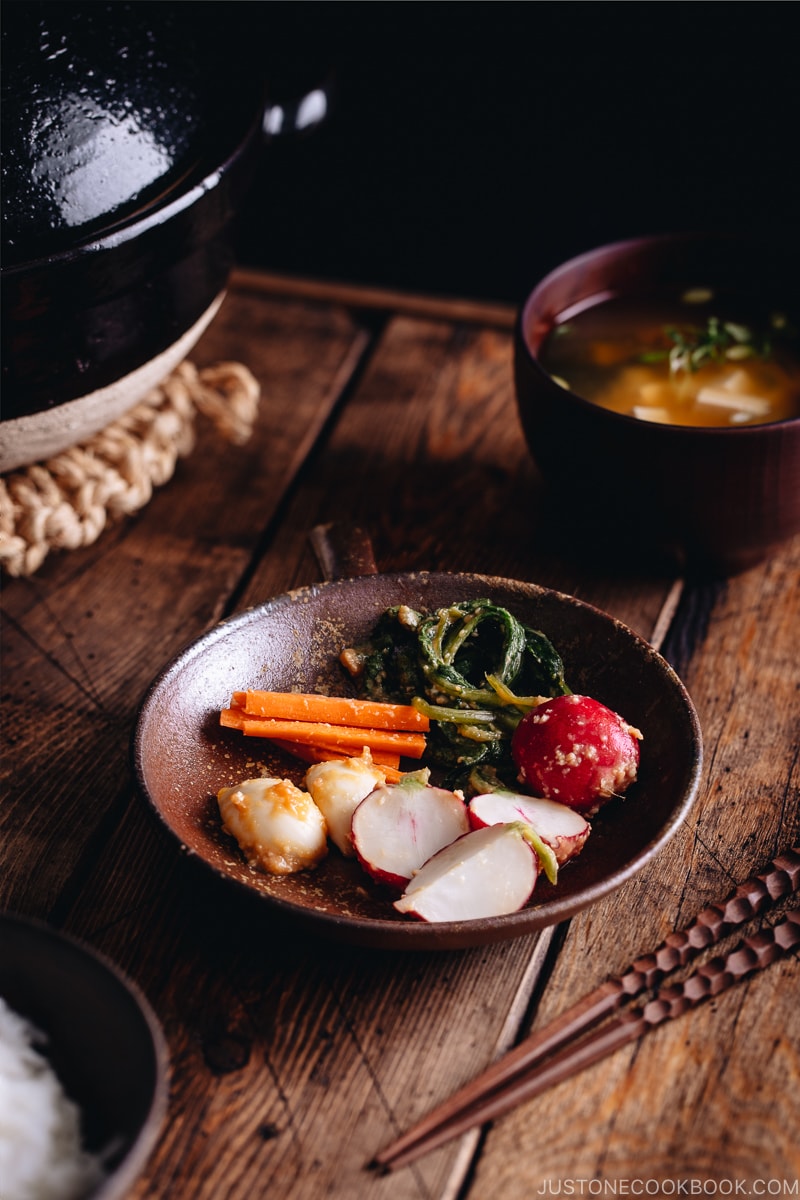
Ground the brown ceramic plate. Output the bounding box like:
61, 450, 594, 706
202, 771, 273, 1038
132, 572, 702, 950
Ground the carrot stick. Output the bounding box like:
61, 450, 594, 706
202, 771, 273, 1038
271, 739, 404, 781
221, 709, 408, 769
240, 690, 429, 732
271, 738, 401, 769
376, 765, 405, 783
313, 746, 402, 770
238, 717, 427, 758
220, 707, 247, 729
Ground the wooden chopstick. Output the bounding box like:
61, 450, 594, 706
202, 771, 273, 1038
378, 906, 800, 1170
373, 846, 800, 1172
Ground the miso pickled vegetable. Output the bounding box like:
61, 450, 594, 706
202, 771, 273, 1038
340, 598, 570, 779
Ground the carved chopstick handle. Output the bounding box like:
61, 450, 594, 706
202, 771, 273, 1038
641, 905, 800, 1028
472, 845, 800, 1085
473, 906, 800, 1128
619, 846, 800, 999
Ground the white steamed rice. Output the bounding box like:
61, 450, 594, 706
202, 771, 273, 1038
0, 996, 106, 1200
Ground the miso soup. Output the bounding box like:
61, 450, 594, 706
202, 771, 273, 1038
539, 290, 800, 428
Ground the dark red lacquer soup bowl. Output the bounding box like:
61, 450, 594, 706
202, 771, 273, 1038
514, 233, 800, 575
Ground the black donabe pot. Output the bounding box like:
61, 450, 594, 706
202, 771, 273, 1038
1, 2, 328, 471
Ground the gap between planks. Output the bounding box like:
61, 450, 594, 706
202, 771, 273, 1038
439, 926, 558, 1200
648, 578, 686, 654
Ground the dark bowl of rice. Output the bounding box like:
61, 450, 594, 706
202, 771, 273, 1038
0, 913, 169, 1200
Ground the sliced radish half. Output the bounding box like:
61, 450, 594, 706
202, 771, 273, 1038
468, 789, 590, 864
351, 774, 469, 890
394, 823, 540, 922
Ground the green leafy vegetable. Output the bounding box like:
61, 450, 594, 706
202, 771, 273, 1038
341, 599, 570, 780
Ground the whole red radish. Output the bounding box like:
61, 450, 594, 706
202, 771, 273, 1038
511, 694, 641, 814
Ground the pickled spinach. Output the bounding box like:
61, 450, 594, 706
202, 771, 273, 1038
341, 599, 570, 777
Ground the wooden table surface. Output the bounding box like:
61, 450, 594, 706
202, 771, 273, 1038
2, 270, 799, 1199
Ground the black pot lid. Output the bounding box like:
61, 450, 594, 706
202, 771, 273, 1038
1, 2, 264, 268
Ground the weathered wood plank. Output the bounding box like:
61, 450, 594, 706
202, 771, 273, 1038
236, 313, 676, 641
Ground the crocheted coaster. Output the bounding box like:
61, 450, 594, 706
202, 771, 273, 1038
0, 360, 260, 577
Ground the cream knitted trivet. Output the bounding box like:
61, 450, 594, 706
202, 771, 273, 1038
0, 360, 260, 577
